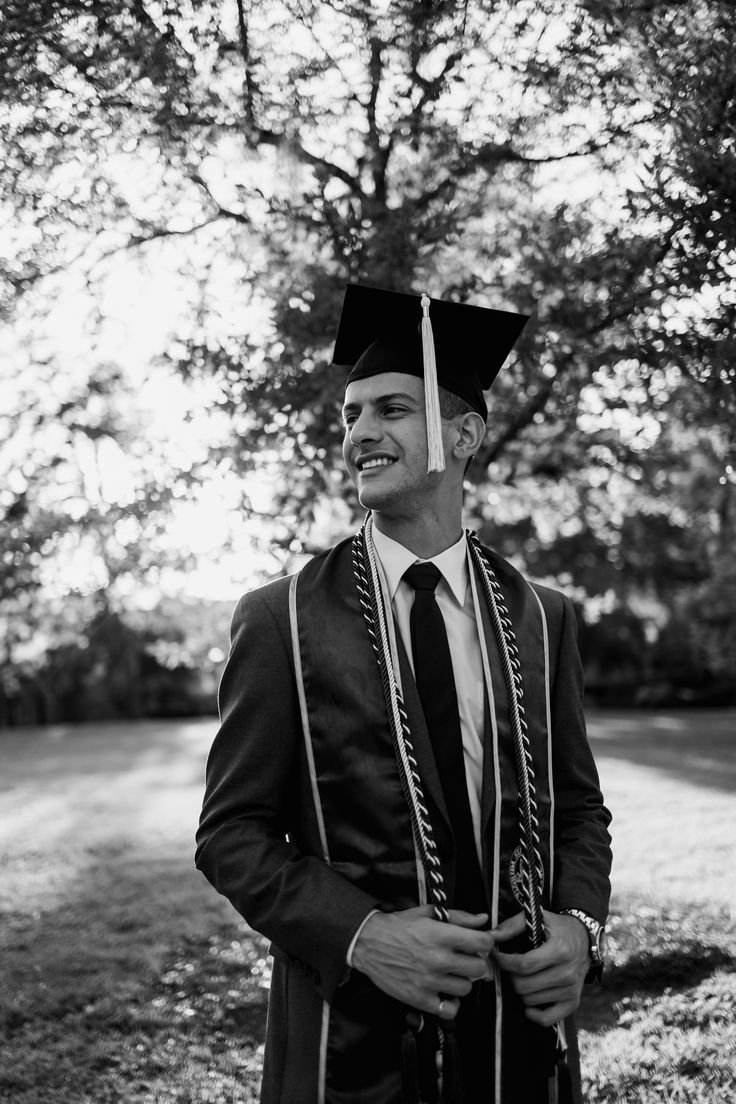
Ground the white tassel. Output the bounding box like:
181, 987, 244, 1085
420, 293, 445, 473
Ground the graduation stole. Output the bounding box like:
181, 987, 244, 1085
352, 514, 546, 946
292, 517, 565, 1101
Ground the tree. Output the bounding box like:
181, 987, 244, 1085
1, 0, 734, 718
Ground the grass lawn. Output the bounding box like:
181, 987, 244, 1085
1, 711, 735, 1103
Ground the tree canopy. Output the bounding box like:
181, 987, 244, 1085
1, 0, 734, 721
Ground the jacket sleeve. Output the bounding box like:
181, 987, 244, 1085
548, 593, 613, 924
195, 588, 380, 1002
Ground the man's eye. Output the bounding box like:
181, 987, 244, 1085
383, 405, 406, 416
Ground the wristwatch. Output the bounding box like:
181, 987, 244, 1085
559, 908, 606, 983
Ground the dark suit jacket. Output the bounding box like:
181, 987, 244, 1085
195, 538, 612, 1103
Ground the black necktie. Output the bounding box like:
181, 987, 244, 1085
403, 562, 485, 913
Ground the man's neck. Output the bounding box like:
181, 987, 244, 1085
372, 513, 463, 559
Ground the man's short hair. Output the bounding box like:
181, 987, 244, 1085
438, 386, 484, 474
438, 386, 480, 422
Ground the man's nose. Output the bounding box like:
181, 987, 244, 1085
350, 409, 381, 445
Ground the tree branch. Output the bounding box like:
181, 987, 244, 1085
291, 0, 365, 110
3, 177, 258, 301
251, 126, 364, 196
187, 170, 254, 224
481, 373, 557, 466
2, 246, 89, 295
235, 0, 257, 130
411, 48, 463, 117
365, 35, 388, 202
409, 119, 657, 213
83, 213, 233, 277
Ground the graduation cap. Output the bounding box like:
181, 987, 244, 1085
332, 283, 529, 472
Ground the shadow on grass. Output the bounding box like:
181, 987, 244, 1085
578, 894, 736, 1036
586, 709, 736, 795
605, 945, 735, 997
1, 855, 268, 1104
580, 951, 736, 1036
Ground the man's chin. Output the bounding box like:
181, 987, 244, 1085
357, 484, 399, 512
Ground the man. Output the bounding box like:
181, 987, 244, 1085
196, 284, 612, 1104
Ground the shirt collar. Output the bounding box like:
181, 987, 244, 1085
371, 525, 469, 607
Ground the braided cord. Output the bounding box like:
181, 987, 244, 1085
350, 520, 547, 950
467, 531, 546, 949
352, 520, 449, 922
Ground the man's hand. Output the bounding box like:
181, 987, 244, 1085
492, 910, 590, 1027
351, 906, 493, 1020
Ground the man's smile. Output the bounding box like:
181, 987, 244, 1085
356, 453, 397, 472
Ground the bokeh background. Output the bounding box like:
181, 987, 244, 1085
1, 1, 734, 1102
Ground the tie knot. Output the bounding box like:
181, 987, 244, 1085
403, 562, 442, 593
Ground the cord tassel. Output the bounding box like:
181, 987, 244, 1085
551, 1025, 573, 1104
440, 1022, 463, 1103
401, 1011, 422, 1104
420, 293, 445, 473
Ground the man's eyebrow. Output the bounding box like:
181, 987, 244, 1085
342, 391, 419, 414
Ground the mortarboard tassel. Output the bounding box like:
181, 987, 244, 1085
420, 293, 446, 473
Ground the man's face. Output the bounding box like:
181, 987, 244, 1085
342, 372, 439, 513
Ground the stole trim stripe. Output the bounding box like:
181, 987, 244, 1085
288, 574, 331, 865
317, 1002, 330, 1104
289, 574, 330, 1104
529, 586, 555, 891
527, 584, 569, 1059
466, 555, 504, 1104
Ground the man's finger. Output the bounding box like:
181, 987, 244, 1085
493, 943, 555, 975
437, 924, 494, 957
434, 995, 461, 1021
428, 974, 475, 999
520, 985, 579, 1007
490, 911, 526, 941
446, 910, 489, 929
442, 951, 494, 982
507, 964, 579, 996
525, 1000, 577, 1028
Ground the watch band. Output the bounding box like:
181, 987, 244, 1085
559, 907, 605, 982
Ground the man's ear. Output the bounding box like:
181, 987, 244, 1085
451, 412, 486, 461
